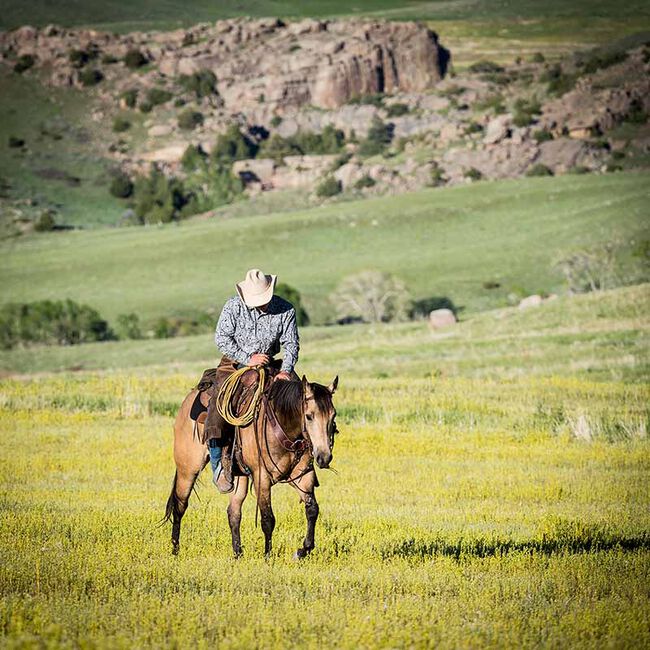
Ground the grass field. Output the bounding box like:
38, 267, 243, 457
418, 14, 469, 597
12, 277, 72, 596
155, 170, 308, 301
0, 73, 126, 233
1, 281, 649, 647
1, 172, 648, 326
2, 0, 650, 45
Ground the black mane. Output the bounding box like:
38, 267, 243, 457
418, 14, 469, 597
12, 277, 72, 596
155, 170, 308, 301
268, 379, 332, 420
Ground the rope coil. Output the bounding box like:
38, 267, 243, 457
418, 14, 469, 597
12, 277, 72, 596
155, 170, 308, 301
216, 366, 266, 426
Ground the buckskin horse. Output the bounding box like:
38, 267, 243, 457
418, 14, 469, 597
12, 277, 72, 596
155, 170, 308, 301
164, 373, 338, 558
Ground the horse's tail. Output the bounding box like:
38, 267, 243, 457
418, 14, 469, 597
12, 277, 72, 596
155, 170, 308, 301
162, 471, 178, 525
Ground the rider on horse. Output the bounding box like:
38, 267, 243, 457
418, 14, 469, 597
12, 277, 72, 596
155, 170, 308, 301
204, 268, 300, 493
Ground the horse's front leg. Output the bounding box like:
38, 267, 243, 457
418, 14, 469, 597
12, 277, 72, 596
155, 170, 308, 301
227, 475, 249, 558
256, 476, 275, 558
290, 468, 319, 559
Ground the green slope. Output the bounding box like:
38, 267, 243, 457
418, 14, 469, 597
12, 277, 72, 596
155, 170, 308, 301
1, 283, 647, 380
0, 172, 647, 326
3, 0, 650, 34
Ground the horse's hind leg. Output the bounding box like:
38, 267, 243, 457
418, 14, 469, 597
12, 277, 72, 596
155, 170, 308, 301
166, 463, 204, 555
290, 469, 319, 560
227, 475, 249, 558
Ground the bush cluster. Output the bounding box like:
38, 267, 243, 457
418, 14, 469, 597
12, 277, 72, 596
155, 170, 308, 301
132, 167, 197, 224
0, 300, 113, 349
13, 54, 35, 73
147, 87, 173, 106
124, 49, 148, 69
177, 109, 204, 130
512, 98, 541, 127
179, 70, 218, 99
357, 117, 393, 157
258, 125, 345, 161
79, 68, 104, 87
109, 172, 134, 198
315, 176, 342, 198
120, 88, 138, 108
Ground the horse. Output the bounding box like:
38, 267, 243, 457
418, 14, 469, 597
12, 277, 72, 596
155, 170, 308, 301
164, 373, 338, 558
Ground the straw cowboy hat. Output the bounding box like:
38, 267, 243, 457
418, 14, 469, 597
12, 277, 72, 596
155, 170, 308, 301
236, 268, 277, 307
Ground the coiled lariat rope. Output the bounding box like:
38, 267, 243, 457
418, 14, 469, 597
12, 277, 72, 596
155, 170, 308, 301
216, 366, 266, 426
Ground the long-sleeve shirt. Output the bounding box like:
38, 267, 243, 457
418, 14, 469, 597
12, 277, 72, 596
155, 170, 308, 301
214, 295, 300, 374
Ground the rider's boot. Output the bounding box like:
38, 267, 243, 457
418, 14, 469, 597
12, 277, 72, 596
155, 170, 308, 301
208, 439, 233, 494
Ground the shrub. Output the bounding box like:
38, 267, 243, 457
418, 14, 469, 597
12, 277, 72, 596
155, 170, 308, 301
316, 176, 342, 198
13, 54, 35, 73
386, 103, 410, 118
274, 283, 310, 326
101, 53, 119, 64
531, 52, 545, 63
212, 125, 257, 163
556, 242, 621, 293
147, 87, 173, 106
526, 163, 554, 177
181, 144, 207, 172
357, 117, 393, 157
533, 129, 553, 143
120, 88, 138, 108
474, 94, 505, 114
139, 101, 153, 113
112, 116, 131, 133
464, 167, 483, 181
69, 49, 90, 67
329, 151, 352, 172
179, 70, 218, 99
79, 68, 104, 86
464, 121, 483, 135
568, 165, 590, 175
330, 270, 411, 323
468, 60, 504, 74
109, 172, 134, 198
512, 97, 541, 127
184, 161, 243, 211
132, 167, 194, 224
579, 50, 627, 74
354, 174, 376, 189
116, 313, 142, 339
8, 136, 25, 148
0, 299, 113, 349
174, 98, 186, 107
124, 49, 148, 69
428, 162, 446, 187
177, 109, 204, 130
542, 64, 577, 97
34, 210, 57, 232
270, 115, 283, 128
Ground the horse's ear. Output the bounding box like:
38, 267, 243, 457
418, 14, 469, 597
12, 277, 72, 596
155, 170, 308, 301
328, 376, 339, 394
301, 374, 313, 397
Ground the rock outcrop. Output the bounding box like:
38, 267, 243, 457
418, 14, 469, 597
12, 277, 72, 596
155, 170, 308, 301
0, 19, 447, 113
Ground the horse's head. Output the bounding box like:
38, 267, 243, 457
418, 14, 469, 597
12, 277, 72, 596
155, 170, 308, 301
302, 375, 338, 469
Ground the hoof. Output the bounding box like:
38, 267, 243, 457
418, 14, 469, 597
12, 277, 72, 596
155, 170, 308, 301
171, 543, 180, 556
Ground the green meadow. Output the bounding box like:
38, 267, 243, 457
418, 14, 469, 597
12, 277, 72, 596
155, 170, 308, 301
1, 279, 649, 647
1, 172, 648, 327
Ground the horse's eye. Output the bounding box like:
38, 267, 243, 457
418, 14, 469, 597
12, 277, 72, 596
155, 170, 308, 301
305, 414, 313, 422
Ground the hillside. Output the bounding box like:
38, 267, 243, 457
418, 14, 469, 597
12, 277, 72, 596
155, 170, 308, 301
1, 283, 647, 381
0, 171, 647, 328
2, 0, 649, 42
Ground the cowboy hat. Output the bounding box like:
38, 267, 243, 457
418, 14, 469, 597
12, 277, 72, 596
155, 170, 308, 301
236, 268, 277, 307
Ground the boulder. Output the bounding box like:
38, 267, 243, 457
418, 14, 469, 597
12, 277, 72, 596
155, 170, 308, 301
428, 308, 456, 329
518, 295, 543, 309
483, 115, 511, 145
148, 124, 174, 137
232, 158, 276, 184
139, 144, 186, 164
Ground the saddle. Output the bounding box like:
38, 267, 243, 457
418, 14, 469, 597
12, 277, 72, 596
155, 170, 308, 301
191, 365, 285, 478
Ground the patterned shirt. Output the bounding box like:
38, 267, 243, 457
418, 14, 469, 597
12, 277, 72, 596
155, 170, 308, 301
214, 295, 300, 373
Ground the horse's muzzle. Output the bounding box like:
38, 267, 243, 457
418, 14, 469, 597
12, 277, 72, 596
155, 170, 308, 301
315, 450, 332, 469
